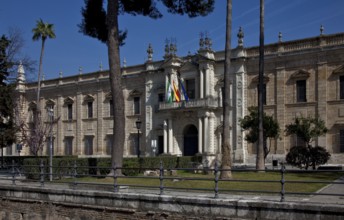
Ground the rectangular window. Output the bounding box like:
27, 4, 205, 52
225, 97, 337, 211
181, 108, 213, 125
340, 76, 344, 100
257, 84, 266, 105
158, 135, 164, 155
84, 136, 93, 155
186, 79, 195, 99
340, 130, 344, 153
158, 93, 165, 102
134, 97, 140, 115
47, 105, 54, 121
296, 80, 306, 102
65, 137, 73, 155
106, 135, 113, 155
67, 104, 73, 120
87, 101, 93, 118
109, 100, 114, 117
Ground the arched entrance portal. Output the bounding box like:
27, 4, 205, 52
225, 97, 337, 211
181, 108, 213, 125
183, 124, 198, 156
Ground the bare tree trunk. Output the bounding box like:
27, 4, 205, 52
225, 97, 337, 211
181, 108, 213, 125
220, 0, 232, 179
107, 0, 125, 175
256, 0, 265, 170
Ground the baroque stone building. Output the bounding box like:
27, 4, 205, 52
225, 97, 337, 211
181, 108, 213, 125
11, 29, 344, 164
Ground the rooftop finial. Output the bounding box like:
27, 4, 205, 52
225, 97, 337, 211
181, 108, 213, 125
123, 58, 127, 68
320, 24, 324, 36
17, 61, 26, 83
79, 66, 82, 75
164, 38, 170, 59
199, 32, 204, 49
99, 61, 103, 71
204, 32, 212, 50
59, 71, 63, 78
147, 43, 153, 62
278, 32, 283, 43
237, 27, 244, 47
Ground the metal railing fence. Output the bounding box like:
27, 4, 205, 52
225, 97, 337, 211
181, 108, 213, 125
1, 160, 343, 202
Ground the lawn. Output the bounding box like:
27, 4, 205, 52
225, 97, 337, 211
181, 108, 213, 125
58, 170, 342, 195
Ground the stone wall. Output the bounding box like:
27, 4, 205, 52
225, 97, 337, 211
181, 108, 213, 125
0, 185, 343, 220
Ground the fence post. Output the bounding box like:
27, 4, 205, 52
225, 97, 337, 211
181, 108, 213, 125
11, 160, 16, 185
214, 160, 219, 199
159, 160, 164, 195
40, 159, 44, 187
72, 160, 77, 189
280, 163, 285, 202
113, 162, 118, 192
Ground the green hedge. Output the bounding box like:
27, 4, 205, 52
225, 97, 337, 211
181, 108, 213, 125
22, 155, 202, 179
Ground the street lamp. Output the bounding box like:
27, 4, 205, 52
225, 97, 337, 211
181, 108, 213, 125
135, 118, 141, 158
47, 108, 54, 181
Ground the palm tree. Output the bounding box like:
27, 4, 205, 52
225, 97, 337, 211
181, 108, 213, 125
32, 19, 56, 111
256, 0, 265, 170
220, 0, 233, 179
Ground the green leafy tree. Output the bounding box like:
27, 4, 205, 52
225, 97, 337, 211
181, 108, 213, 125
240, 107, 280, 160
285, 116, 329, 170
0, 35, 17, 166
79, 0, 214, 175
221, 0, 233, 179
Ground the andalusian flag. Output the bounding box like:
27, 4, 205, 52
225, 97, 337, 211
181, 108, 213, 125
166, 79, 173, 103
172, 80, 181, 102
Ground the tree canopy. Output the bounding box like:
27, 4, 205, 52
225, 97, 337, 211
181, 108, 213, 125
285, 116, 328, 146
240, 106, 280, 158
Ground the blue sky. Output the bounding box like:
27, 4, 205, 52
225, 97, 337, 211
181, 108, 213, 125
1, 0, 344, 80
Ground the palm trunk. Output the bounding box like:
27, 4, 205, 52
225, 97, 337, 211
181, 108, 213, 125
256, 0, 265, 170
220, 0, 232, 179
107, 0, 125, 175
34, 39, 45, 156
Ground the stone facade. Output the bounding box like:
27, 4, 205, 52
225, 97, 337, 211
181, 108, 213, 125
10, 30, 344, 164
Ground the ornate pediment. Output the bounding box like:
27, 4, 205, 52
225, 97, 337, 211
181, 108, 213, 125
129, 89, 142, 97
64, 97, 74, 104
290, 70, 310, 80
332, 65, 344, 75
251, 75, 270, 84
84, 94, 95, 102
105, 92, 112, 100
45, 99, 55, 106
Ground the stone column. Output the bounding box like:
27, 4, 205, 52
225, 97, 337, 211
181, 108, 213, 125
204, 112, 209, 153
168, 118, 173, 154
76, 92, 83, 154
200, 69, 204, 99
97, 90, 103, 154
204, 68, 208, 97
198, 117, 203, 153
316, 61, 327, 147
57, 95, 63, 155
275, 67, 286, 154
163, 120, 168, 153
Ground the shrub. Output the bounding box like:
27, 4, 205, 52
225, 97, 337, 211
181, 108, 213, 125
286, 145, 330, 170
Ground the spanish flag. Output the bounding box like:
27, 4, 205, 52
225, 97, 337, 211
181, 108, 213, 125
172, 80, 181, 102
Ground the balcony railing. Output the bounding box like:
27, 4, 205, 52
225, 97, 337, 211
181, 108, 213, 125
158, 97, 222, 110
